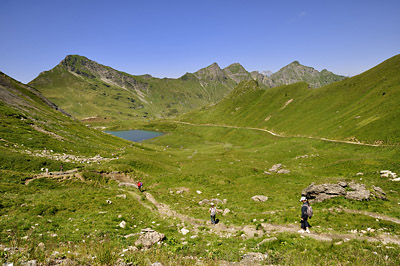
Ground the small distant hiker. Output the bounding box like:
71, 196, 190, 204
137, 181, 143, 192
209, 202, 217, 224
299, 196, 312, 233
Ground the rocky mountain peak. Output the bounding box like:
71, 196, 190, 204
270, 61, 346, 88
223, 63, 252, 83
194, 62, 227, 82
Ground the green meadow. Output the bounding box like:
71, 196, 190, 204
1, 55, 400, 265
2, 119, 400, 265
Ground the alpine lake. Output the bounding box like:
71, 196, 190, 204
105, 129, 163, 142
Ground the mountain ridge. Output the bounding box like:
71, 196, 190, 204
181, 54, 400, 144
28, 55, 346, 122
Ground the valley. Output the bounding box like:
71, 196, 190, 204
1, 55, 400, 265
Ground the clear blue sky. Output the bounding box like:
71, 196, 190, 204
1, 0, 400, 83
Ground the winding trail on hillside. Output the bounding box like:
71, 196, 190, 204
26, 170, 400, 245
24, 169, 82, 185
171, 121, 385, 147
112, 176, 400, 246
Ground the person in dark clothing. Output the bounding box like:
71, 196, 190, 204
299, 196, 311, 233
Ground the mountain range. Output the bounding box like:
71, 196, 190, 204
28, 55, 346, 121
182, 54, 400, 144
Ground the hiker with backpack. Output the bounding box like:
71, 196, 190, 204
137, 181, 143, 192
209, 202, 217, 224
299, 196, 312, 233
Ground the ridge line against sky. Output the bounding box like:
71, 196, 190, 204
1, 0, 400, 84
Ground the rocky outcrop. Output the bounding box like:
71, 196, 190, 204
135, 228, 165, 249
345, 183, 370, 201
302, 182, 386, 202
269, 164, 290, 174
251, 195, 268, 202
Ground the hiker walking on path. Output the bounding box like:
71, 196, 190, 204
209, 202, 217, 224
137, 181, 143, 192
299, 196, 312, 233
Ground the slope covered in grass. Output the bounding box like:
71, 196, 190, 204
182, 54, 400, 144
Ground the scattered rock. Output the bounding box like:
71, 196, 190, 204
241, 252, 268, 262
373, 186, 387, 200
391, 177, 400, 182
119, 221, 126, 229
38, 242, 45, 250
118, 182, 138, 188
106, 200, 112, 204
269, 164, 282, 172
124, 233, 137, 239
380, 170, 397, 178
181, 228, 190, 235
22, 261, 37, 266
277, 169, 291, 174
223, 208, 231, 216
196, 190, 202, 194
198, 198, 224, 205
116, 194, 127, 199
257, 237, 278, 246
251, 195, 268, 202
269, 163, 290, 174
135, 228, 165, 249
150, 263, 163, 266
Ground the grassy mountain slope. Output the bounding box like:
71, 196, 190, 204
29, 55, 345, 124
0, 71, 129, 174
2, 71, 400, 265
182, 54, 400, 144
29, 56, 240, 122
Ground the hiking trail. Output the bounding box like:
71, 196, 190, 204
26, 170, 400, 246
171, 121, 387, 147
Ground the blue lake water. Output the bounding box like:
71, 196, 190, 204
105, 130, 163, 142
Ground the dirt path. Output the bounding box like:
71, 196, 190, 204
24, 169, 81, 185
341, 208, 400, 224
116, 178, 400, 245
26, 171, 400, 245
171, 121, 386, 147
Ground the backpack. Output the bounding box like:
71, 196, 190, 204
306, 205, 313, 218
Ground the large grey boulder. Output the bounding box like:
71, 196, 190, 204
345, 182, 370, 201
302, 181, 384, 202
135, 228, 165, 249
302, 183, 346, 202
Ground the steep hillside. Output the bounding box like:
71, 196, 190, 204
0, 71, 126, 173
182, 54, 400, 144
29, 55, 344, 123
